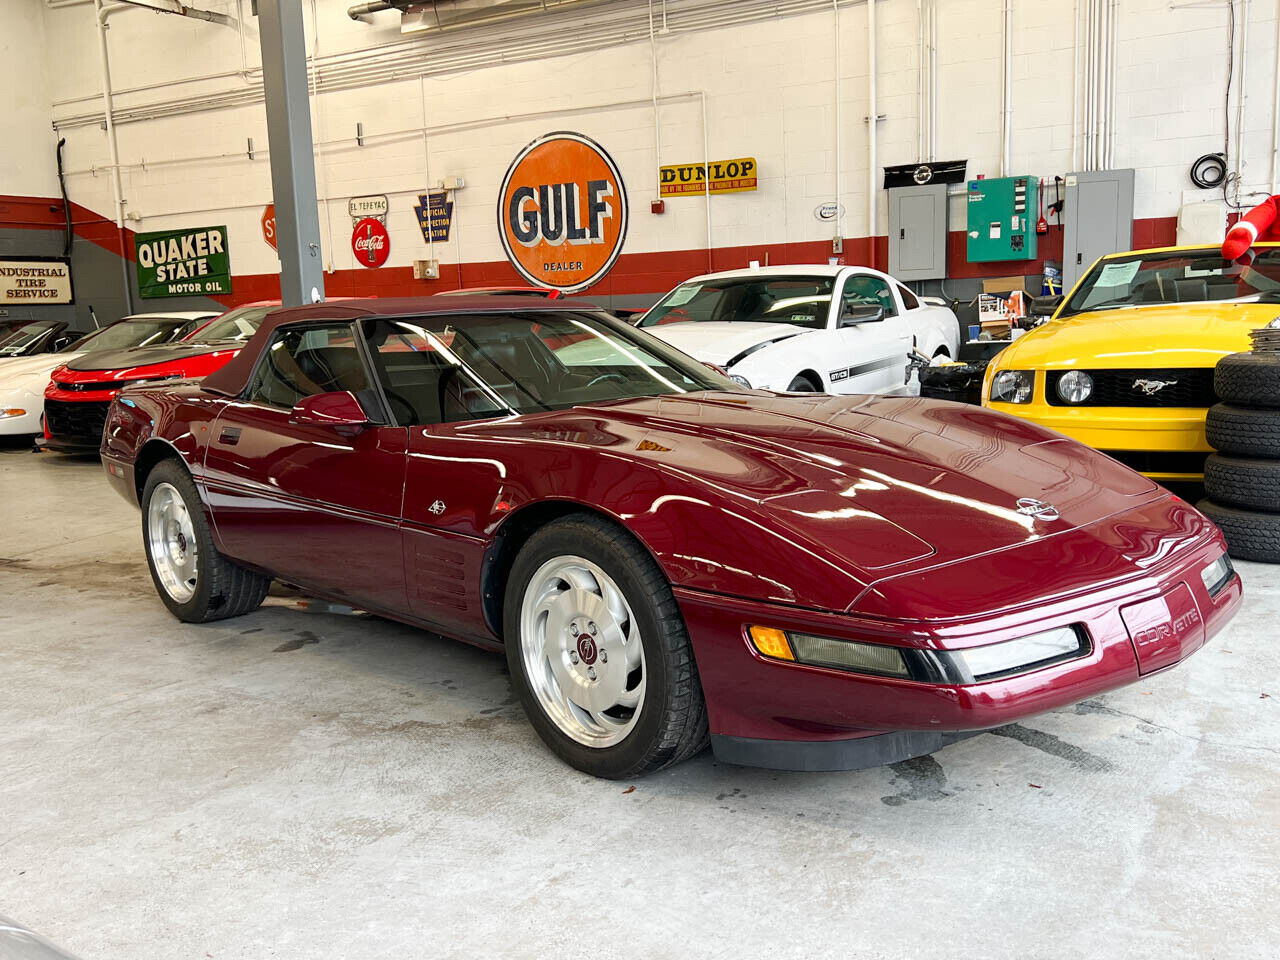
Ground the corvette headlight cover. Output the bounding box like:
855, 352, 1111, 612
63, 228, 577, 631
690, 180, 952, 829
990, 369, 1035, 403
748, 624, 1088, 684
951, 626, 1086, 682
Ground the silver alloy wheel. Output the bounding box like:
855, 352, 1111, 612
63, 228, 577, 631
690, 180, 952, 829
147, 481, 198, 603
519, 555, 646, 748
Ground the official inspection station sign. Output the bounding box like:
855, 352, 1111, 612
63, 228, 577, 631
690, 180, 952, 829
414, 192, 453, 243
659, 158, 758, 197
135, 226, 231, 298
0, 257, 73, 304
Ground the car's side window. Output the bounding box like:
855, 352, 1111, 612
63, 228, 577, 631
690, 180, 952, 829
841, 274, 899, 318
361, 318, 508, 426
897, 284, 921, 310
246, 322, 372, 410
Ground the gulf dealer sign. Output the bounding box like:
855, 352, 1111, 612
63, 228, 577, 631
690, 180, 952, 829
497, 131, 628, 293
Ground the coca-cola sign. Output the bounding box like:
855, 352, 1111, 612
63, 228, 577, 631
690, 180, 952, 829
351, 216, 390, 268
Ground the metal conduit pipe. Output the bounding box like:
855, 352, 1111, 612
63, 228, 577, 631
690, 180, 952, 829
348, 1, 394, 18
834, 0, 843, 246
1000, 0, 1011, 176
53, 0, 867, 129
867, 0, 877, 241
93, 0, 134, 314
1235, 0, 1250, 199
1272, 0, 1280, 193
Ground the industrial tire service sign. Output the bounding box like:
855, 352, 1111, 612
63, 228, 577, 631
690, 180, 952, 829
498, 131, 628, 293
135, 226, 231, 298
0, 257, 73, 305
352, 217, 390, 268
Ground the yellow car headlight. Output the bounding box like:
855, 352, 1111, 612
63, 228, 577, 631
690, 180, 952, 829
990, 369, 1035, 404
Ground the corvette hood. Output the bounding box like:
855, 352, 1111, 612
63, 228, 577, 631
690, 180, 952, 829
644, 321, 809, 365
556, 392, 1163, 606
1001, 302, 1267, 369
66, 341, 235, 372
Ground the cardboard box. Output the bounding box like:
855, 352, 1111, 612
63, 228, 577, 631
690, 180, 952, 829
981, 276, 1039, 295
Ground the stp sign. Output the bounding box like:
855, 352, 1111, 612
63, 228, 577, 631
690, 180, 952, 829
497, 131, 628, 293
351, 216, 390, 268
261, 203, 276, 251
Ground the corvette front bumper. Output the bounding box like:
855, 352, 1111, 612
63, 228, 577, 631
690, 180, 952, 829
675, 505, 1240, 771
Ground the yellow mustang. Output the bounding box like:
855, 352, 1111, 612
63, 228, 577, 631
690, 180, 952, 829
982, 243, 1280, 480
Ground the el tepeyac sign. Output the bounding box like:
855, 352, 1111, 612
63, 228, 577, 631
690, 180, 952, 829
497, 131, 628, 293
659, 158, 758, 197
0, 257, 73, 304
135, 226, 231, 298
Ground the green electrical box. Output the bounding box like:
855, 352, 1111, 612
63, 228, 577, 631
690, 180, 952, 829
965, 176, 1039, 262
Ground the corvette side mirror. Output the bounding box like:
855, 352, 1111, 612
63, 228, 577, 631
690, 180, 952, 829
839, 305, 885, 327
289, 390, 370, 435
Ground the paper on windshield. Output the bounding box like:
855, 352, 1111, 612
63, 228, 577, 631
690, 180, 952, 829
663, 284, 701, 307
1095, 261, 1141, 288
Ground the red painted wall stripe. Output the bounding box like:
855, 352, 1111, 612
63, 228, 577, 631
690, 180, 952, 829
0, 193, 1182, 306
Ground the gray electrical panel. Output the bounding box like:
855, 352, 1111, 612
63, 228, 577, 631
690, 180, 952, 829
888, 184, 948, 281
1063, 169, 1135, 290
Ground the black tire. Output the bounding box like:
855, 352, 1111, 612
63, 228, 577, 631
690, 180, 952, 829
1197, 498, 1280, 563
787, 373, 820, 392
1205, 403, 1280, 457
1204, 454, 1280, 511
503, 513, 709, 779
141, 458, 270, 623
1214, 351, 1280, 407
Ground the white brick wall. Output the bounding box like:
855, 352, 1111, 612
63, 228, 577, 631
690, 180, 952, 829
2, 0, 58, 197
16, 0, 1280, 277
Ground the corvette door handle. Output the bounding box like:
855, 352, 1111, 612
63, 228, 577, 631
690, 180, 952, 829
218, 427, 241, 445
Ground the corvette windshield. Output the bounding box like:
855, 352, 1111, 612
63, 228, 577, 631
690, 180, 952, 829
187, 305, 274, 342
640, 277, 835, 330
362, 311, 739, 424
70, 318, 192, 352
1061, 247, 1280, 317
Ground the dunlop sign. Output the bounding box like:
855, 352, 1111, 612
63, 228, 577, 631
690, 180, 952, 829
0, 258, 73, 304
660, 158, 758, 197
135, 226, 231, 298
498, 131, 628, 293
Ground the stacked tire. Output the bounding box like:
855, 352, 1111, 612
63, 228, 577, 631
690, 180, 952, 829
1200, 345, 1280, 562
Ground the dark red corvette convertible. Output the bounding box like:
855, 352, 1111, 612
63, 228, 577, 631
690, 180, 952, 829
100, 297, 1241, 777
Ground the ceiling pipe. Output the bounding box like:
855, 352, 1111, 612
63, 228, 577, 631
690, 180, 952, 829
348, 1, 394, 19
112, 0, 237, 26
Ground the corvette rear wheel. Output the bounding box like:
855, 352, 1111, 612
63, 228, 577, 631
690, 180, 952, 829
504, 514, 708, 778
142, 458, 270, 623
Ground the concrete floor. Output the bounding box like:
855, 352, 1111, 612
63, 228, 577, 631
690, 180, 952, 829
1, 443, 1277, 960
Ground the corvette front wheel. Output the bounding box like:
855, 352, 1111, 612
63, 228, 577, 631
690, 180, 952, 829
504, 514, 708, 778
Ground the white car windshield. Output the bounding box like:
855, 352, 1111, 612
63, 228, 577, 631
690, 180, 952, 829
640, 277, 836, 330
1061, 247, 1280, 317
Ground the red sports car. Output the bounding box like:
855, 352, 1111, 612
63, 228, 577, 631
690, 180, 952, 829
99, 297, 1241, 778
43, 301, 278, 453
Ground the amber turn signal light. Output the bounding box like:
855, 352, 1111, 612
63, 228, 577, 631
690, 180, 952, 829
748, 625, 794, 661
1, 409, 26, 417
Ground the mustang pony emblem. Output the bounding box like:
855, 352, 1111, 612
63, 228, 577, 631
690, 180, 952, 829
1015, 497, 1060, 521
1132, 378, 1178, 396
